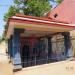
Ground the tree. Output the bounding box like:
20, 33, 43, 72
4, 6, 20, 21
3, 0, 51, 40
0, 36, 1, 43
4, 0, 62, 21
4, 0, 51, 21
55, 0, 62, 4
13, 0, 51, 17
3, 0, 61, 40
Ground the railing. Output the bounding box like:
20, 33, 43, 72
20, 56, 66, 67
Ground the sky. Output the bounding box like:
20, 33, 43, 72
0, 0, 14, 37
0, 0, 57, 37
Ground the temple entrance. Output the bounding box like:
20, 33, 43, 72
20, 34, 70, 68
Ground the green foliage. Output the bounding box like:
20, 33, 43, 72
4, 0, 51, 21
3, 0, 51, 40
0, 35, 5, 43
2, 24, 8, 39
55, 0, 62, 4
0, 36, 1, 43
4, 6, 20, 21
0, 24, 8, 42
3, 6, 19, 40
13, 0, 51, 17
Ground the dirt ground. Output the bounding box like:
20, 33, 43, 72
0, 41, 13, 75
14, 61, 75, 75
0, 60, 75, 75
0, 62, 13, 75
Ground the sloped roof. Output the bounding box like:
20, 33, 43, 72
6, 13, 75, 39
48, 0, 75, 24
8, 14, 74, 29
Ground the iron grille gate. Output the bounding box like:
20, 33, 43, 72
20, 38, 66, 68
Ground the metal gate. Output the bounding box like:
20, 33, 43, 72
21, 36, 67, 68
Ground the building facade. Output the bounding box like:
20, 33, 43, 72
6, 13, 75, 69
6, 0, 75, 70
